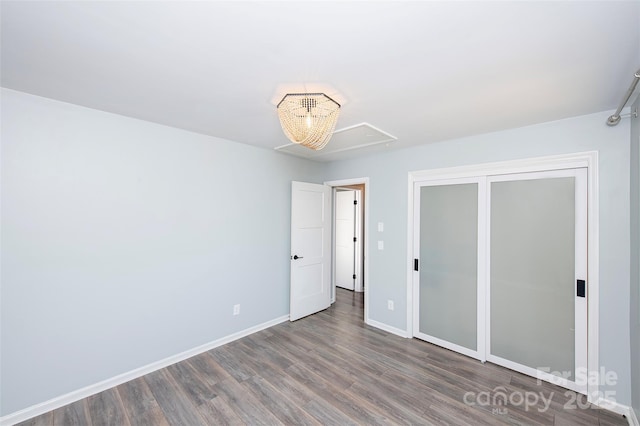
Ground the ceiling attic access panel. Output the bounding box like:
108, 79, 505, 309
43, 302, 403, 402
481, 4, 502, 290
275, 122, 397, 160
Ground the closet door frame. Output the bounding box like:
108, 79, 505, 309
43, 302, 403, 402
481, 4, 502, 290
406, 151, 599, 402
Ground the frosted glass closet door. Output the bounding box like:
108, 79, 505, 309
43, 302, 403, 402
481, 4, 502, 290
415, 181, 481, 358
488, 169, 587, 390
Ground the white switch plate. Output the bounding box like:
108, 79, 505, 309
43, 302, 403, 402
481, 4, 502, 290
378, 241, 384, 250
387, 300, 394, 311
378, 222, 384, 232
233, 304, 240, 315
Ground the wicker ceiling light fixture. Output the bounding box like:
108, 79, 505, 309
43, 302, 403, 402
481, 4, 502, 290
277, 93, 341, 150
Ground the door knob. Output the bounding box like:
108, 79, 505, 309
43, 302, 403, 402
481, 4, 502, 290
292, 255, 303, 260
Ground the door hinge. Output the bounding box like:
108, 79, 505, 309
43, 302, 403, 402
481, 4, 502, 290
353, 237, 357, 242
353, 274, 357, 280
354, 200, 358, 205
414, 259, 419, 271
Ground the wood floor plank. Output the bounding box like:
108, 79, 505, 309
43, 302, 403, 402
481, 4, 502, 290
351, 359, 441, 413
239, 334, 294, 370
283, 363, 394, 425
115, 377, 169, 426
262, 329, 316, 362
425, 389, 515, 426
345, 381, 432, 425
260, 364, 356, 425
258, 368, 319, 407
87, 388, 130, 426
553, 410, 600, 426
381, 363, 516, 425
281, 346, 357, 391
598, 407, 629, 425
311, 340, 388, 379
144, 368, 206, 426
241, 376, 322, 426
52, 399, 91, 426
212, 378, 284, 425
196, 396, 246, 425
222, 340, 283, 379
420, 344, 513, 388
208, 345, 257, 382
187, 351, 234, 386
167, 358, 217, 406
267, 324, 318, 354
301, 398, 360, 426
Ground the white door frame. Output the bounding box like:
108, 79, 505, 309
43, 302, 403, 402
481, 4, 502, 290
325, 177, 370, 325
354, 189, 363, 293
407, 151, 600, 403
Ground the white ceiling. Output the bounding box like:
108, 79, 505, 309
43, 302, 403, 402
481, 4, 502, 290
2, 1, 639, 162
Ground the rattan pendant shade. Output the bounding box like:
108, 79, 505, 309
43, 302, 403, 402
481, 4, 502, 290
277, 93, 341, 150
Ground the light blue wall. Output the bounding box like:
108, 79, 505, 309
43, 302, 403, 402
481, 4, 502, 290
325, 110, 632, 405
0, 89, 325, 415
630, 95, 640, 421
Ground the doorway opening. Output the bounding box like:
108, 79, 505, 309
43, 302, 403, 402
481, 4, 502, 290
325, 178, 369, 323
334, 185, 364, 292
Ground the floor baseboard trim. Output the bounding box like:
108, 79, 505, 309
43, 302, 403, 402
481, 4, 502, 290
594, 397, 637, 425
0, 314, 290, 426
366, 318, 410, 338
627, 407, 640, 426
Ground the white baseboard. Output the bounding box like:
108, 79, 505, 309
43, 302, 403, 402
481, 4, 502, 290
0, 315, 289, 426
627, 407, 640, 426
366, 318, 410, 338
594, 396, 638, 426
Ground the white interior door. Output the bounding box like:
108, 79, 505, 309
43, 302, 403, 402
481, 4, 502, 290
290, 181, 331, 321
335, 189, 357, 291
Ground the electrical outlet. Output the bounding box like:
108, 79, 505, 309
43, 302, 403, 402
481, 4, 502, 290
387, 300, 394, 311
233, 304, 240, 315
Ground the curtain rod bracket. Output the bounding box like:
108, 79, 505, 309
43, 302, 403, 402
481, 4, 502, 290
606, 107, 639, 127
606, 68, 640, 126
606, 115, 621, 126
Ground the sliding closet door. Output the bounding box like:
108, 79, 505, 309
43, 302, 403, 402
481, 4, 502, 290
413, 178, 484, 360
487, 168, 587, 393
413, 167, 588, 393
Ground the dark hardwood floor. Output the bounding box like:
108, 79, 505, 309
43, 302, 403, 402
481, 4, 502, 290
18, 288, 628, 425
